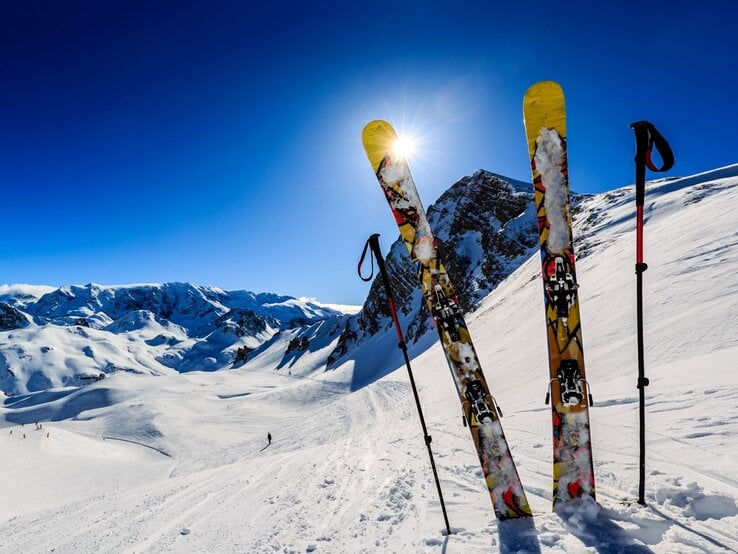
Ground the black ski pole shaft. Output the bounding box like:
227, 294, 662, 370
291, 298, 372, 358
632, 121, 649, 507
629, 121, 674, 506
358, 233, 452, 535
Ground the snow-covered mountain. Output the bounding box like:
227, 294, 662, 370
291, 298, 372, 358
0, 171, 540, 398
0, 282, 349, 395
1, 164, 737, 552
328, 170, 542, 388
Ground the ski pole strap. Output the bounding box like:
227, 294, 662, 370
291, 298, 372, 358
630, 121, 675, 206
358, 234, 378, 282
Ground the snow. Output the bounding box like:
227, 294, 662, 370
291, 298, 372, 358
555, 411, 595, 504
379, 157, 436, 263
0, 284, 56, 304
299, 298, 362, 315
535, 127, 571, 253
1, 165, 737, 551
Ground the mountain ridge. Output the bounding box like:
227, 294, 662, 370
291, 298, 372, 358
327, 168, 543, 384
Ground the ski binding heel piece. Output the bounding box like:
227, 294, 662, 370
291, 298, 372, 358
464, 380, 496, 423
557, 360, 585, 406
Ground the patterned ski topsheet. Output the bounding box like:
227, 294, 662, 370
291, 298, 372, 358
362, 120, 532, 520
523, 81, 596, 507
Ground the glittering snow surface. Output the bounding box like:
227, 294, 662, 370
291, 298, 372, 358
1, 165, 738, 552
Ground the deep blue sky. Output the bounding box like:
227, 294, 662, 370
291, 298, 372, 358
1, 1, 736, 305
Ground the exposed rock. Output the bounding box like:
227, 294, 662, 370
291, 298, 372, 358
0, 303, 30, 331
328, 170, 538, 366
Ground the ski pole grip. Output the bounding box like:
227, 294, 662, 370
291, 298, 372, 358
630, 121, 675, 206
368, 234, 391, 293
366, 234, 407, 346
630, 122, 650, 206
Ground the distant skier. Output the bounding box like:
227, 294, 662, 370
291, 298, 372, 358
267, 432, 272, 446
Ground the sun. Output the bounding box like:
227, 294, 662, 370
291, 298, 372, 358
392, 135, 416, 159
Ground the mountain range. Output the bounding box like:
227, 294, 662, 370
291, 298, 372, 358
1, 169, 549, 397
0, 283, 346, 395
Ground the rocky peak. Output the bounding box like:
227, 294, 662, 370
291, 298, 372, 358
328, 170, 538, 366
0, 303, 30, 331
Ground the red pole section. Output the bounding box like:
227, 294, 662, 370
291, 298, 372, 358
636, 205, 645, 265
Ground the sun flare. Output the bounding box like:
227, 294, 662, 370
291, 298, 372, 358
392, 135, 416, 159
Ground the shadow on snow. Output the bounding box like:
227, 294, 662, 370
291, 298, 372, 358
498, 517, 542, 554
557, 501, 653, 553
2, 386, 114, 425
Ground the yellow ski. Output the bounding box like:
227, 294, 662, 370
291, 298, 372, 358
362, 120, 532, 520
523, 81, 596, 508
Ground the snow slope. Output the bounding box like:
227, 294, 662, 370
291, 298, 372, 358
1, 165, 737, 552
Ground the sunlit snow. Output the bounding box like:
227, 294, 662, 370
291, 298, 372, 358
1, 165, 737, 552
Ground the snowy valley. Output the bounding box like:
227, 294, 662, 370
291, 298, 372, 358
1, 165, 737, 552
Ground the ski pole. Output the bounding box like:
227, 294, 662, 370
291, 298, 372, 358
629, 121, 674, 506
358, 233, 452, 535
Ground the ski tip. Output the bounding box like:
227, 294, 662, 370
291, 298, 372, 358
361, 120, 396, 144
523, 81, 565, 117
522, 81, 566, 156
524, 80, 563, 100
362, 119, 393, 133
361, 120, 397, 173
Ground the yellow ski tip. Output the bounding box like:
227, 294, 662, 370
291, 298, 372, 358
524, 80, 563, 100
523, 81, 566, 156
361, 120, 397, 173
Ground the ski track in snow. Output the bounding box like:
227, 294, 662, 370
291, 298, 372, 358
0, 166, 737, 552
